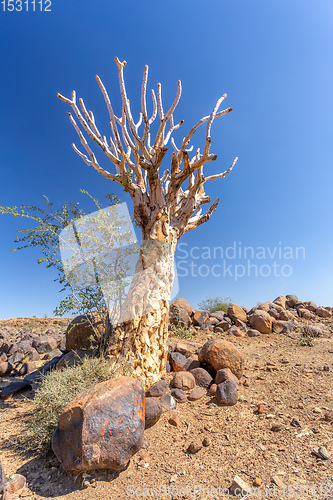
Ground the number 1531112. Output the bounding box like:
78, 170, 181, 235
2, 0, 51, 11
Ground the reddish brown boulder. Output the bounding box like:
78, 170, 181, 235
189, 367, 213, 388
198, 338, 245, 379
170, 371, 196, 391
249, 309, 273, 334
169, 352, 187, 372
215, 368, 239, 387
170, 298, 192, 316
65, 312, 104, 351
175, 342, 194, 358
286, 294, 299, 308
273, 296, 287, 309
146, 379, 168, 398
316, 307, 332, 318
303, 301, 317, 312
192, 310, 209, 326
279, 309, 295, 321
227, 304, 247, 324
52, 376, 145, 472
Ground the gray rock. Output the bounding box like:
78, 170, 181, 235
216, 379, 238, 406
146, 379, 168, 398
145, 397, 163, 428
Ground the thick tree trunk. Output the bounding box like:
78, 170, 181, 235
105, 236, 176, 388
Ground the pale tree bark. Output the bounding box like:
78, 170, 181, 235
57, 57, 238, 387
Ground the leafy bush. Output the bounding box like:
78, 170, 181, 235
25, 355, 132, 453
197, 296, 232, 313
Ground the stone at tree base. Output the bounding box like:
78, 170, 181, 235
215, 368, 239, 387
183, 355, 201, 371
0, 353, 7, 362
227, 304, 247, 324
216, 379, 238, 406
171, 388, 188, 403
169, 352, 187, 372
65, 312, 104, 351
249, 309, 273, 334
0, 381, 32, 400
56, 350, 95, 370
145, 397, 163, 428
175, 342, 194, 358
189, 367, 213, 388
198, 338, 245, 379
160, 393, 176, 412
146, 379, 168, 398
170, 371, 196, 391
52, 376, 145, 472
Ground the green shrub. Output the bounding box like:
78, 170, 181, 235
169, 322, 194, 340
197, 296, 232, 313
25, 355, 132, 453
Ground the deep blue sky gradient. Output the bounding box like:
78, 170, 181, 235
1, 0, 332, 318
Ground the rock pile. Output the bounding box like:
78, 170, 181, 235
170, 294, 332, 337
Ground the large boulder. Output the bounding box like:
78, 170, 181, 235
52, 376, 145, 472
192, 310, 209, 327
198, 338, 245, 379
56, 350, 95, 370
65, 312, 104, 351
169, 298, 192, 326
249, 309, 273, 334
227, 304, 247, 324
316, 307, 332, 318
273, 296, 287, 309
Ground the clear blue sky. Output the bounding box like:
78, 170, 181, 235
1, 0, 333, 319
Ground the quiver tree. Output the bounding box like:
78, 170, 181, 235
57, 57, 238, 387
